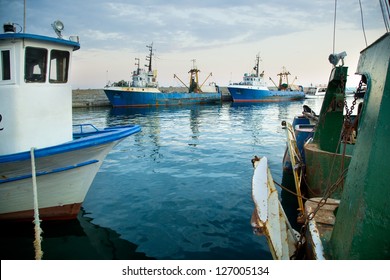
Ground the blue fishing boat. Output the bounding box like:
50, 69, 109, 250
0, 21, 141, 221
104, 45, 221, 107
228, 54, 304, 102
281, 105, 317, 181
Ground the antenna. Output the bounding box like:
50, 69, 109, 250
23, 0, 26, 32
191, 59, 197, 70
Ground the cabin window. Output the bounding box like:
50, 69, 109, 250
49, 50, 69, 83
1, 50, 11, 80
25, 47, 47, 83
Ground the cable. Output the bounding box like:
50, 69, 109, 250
379, 0, 390, 32
359, 0, 368, 47
333, 0, 337, 54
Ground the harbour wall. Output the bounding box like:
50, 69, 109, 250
72, 87, 232, 107
72, 89, 110, 107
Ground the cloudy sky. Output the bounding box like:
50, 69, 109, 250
0, 0, 388, 89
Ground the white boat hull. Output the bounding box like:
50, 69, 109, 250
0, 141, 117, 221
251, 157, 300, 259
304, 94, 325, 99
304, 86, 327, 99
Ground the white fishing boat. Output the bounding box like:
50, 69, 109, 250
0, 21, 141, 221
304, 85, 327, 98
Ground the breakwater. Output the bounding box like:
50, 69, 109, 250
72, 87, 232, 107
72, 89, 110, 107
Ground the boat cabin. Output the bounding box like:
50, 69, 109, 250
131, 68, 158, 88
0, 22, 80, 155
237, 73, 268, 87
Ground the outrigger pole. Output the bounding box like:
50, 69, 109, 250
200, 72, 213, 88
173, 74, 189, 89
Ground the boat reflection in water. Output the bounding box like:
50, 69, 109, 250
0, 208, 154, 260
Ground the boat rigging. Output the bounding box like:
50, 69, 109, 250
174, 59, 213, 93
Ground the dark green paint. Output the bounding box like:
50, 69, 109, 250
313, 66, 347, 153
303, 66, 352, 198
330, 32, 390, 259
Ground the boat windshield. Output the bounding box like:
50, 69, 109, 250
24, 47, 70, 84
25, 47, 47, 83
49, 50, 70, 83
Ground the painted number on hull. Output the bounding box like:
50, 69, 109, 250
0, 114, 3, 130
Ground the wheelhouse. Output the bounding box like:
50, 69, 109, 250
0, 26, 80, 155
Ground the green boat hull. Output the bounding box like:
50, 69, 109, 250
330, 32, 390, 259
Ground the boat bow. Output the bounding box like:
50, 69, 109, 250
251, 156, 299, 259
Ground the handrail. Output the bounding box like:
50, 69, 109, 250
72, 124, 99, 134
282, 121, 305, 218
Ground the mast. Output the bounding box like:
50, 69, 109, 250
23, 0, 26, 32
135, 58, 140, 75
145, 43, 154, 72
188, 59, 201, 93
277, 67, 291, 90
253, 54, 260, 77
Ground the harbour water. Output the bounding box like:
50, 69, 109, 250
1, 98, 325, 260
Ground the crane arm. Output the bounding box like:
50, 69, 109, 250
269, 77, 278, 88
173, 74, 189, 89
200, 72, 213, 88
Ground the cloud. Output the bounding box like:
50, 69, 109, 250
83, 29, 124, 41
0, 0, 388, 88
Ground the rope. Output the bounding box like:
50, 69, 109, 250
332, 0, 337, 54
379, 0, 390, 32
30, 147, 43, 260
273, 180, 340, 206
359, 0, 368, 47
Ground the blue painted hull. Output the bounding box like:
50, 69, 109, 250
282, 116, 315, 173
104, 89, 222, 107
228, 87, 304, 102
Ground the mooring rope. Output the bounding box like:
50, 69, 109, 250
30, 147, 43, 260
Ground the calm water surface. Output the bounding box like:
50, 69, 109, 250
1, 99, 325, 260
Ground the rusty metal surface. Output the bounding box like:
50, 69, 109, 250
283, 122, 304, 215
251, 157, 299, 260
304, 143, 351, 198
305, 198, 340, 259
306, 198, 339, 225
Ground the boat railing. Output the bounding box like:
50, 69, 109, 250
73, 124, 100, 138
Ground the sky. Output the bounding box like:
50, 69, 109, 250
0, 0, 388, 89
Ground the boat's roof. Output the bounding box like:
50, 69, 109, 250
0, 32, 80, 50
